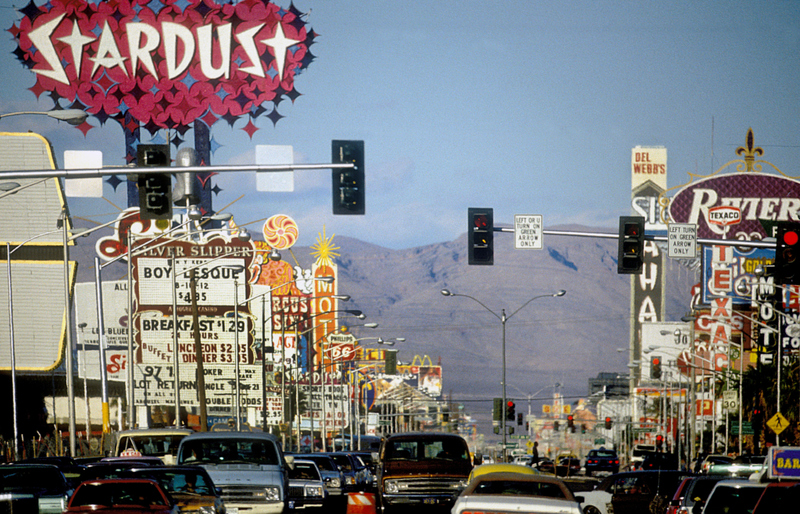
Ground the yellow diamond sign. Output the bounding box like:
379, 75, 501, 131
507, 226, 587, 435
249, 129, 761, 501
767, 412, 789, 435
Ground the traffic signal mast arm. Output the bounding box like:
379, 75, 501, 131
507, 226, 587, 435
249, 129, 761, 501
492, 225, 777, 249
0, 162, 355, 180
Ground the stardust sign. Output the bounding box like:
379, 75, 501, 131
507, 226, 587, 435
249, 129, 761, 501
11, 0, 314, 129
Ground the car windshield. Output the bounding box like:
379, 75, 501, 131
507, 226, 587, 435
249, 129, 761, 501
385, 439, 469, 462
591, 451, 616, 458
289, 463, 320, 481
133, 469, 214, 496
71, 482, 168, 507
704, 486, 765, 514
305, 457, 336, 472
179, 438, 280, 465
118, 434, 186, 457
474, 479, 567, 499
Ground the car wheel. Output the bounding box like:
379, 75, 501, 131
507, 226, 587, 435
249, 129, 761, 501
583, 505, 603, 514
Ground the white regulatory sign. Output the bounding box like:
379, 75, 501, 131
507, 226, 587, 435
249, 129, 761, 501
515, 215, 543, 250
668, 223, 697, 258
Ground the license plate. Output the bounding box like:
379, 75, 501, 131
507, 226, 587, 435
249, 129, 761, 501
423, 498, 439, 505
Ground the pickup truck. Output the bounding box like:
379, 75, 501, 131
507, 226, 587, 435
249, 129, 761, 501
177, 431, 293, 514
376, 432, 472, 514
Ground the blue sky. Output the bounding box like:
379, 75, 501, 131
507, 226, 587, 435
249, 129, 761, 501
1, 0, 798, 249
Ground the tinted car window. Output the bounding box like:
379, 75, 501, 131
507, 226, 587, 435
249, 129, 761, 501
705, 486, 765, 514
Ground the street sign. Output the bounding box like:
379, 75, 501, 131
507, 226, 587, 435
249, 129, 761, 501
767, 412, 790, 435
722, 391, 738, 411
730, 421, 754, 435
515, 215, 543, 249
668, 223, 697, 258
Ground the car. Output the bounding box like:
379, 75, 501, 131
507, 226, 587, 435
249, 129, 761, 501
707, 454, 765, 478
295, 453, 345, 500
665, 475, 730, 514
700, 479, 766, 514
535, 458, 555, 474
78, 459, 163, 483
286, 459, 327, 510
580, 470, 693, 514
351, 450, 379, 489
555, 456, 581, 477
114, 427, 194, 465
64, 478, 178, 513
699, 454, 732, 474
468, 463, 540, 483
0, 463, 73, 514
328, 451, 372, 492
450, 471, 583, 514
641, 452, 680, 470
129, 466, 226, 514
584, 448, 620, 477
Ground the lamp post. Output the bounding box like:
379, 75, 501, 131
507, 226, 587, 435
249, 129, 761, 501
441, 288, 566, 461
0, 108, 88, 126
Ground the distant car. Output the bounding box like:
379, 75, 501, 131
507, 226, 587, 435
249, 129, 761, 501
114, 427, 194, 465
0, 463, 73, 514
584, 449, 620, 476
701, 480, 766, 514
641, 452, 679, 470
555, 456, 582, 477
707, 454, 765, 478
451, 472, 582, 514
78, 459, 163, 483
328, 452, 372, 492
129, 466, 225, 514
286, 459, 327, 510
535, 458, 555, 474
65, 478, 177, 513
665, 475, 730, 514
700, 454, 732, 474
296, 453, 345, 500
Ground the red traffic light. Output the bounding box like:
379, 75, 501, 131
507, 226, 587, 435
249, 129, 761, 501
474, 215, 490, 229
783, 230, 799, 246
652, 357, 660, 365
507, 401, 514, 408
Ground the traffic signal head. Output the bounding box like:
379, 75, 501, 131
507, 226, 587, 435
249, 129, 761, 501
506, 401, 516, 421
137, 144, 172, 220
776, 223, 800, 285
468, 208, 494, 265
618, 216, 645, 274
650, 356, 662, 379
517, 412, 523, 426
567, 414, 574, 428
655, 434, 664, 448
493, 398, 502, 421
332, 140, 365, 215
385, 350, 397, 375
605, 417, 612, 430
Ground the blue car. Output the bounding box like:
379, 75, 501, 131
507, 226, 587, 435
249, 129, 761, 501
584, 448, 620, 476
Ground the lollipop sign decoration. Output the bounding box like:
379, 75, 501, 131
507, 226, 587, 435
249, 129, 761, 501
10, 0, 316, 131
263, 214, 299, 250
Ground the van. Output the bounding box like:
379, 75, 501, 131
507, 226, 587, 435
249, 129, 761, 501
114, 428, 194, 465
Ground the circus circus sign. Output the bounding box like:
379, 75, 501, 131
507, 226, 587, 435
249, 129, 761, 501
10, 0, 315, 129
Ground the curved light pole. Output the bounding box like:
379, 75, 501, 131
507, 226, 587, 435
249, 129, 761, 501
0, 109, 88, 126
441, 288, 566, 461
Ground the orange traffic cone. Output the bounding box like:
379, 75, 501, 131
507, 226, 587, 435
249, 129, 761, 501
346, 492, 377, 514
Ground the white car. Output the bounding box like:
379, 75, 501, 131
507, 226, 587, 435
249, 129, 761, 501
450, 472, 582, 514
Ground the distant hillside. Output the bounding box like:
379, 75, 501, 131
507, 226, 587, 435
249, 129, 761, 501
70, 222, 697, 435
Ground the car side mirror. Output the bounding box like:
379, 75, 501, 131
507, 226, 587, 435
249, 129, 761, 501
574, 495, 584, 503
284, 455, 295, 470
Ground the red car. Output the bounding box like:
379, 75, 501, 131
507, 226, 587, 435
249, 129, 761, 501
65, 478, 177, 513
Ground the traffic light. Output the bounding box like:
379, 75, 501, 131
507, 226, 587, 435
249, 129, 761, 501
553, 421, 559, 431
506, 401, 516, 421
567, 414, 574, 432
517, 413, 523, 426
617, 216, 645, 274
137, 144, 172, 220
468, 208, 493, 265
650, 356, 662, 379
332, 140, 365, 215
493, 398, 502, 421
775, 223, 800, 284
655, 434, 664, 450
173, 147, 200, 207
605, 417, 612, 430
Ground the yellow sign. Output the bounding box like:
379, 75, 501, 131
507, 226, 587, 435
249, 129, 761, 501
542, 405, 551, 414
767, 413, 790, 435
563, 405, 571, 414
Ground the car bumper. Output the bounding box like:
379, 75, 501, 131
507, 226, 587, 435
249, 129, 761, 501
381, 493, 458, 507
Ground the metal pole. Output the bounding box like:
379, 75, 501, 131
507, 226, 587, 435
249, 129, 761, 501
234, 279, 241, 431
64, 216, 77, 455
261, 295, 267, 433
78, 324, 90, 442
126, 231, 135, 428
739, 336, 743, 454
501, 309, 507, 462
94, 257, 110, 433
7, 243, 19, 460
172, 255, 180, 428
190, 269, 207, 431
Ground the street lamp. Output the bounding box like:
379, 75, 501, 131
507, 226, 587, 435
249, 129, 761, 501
0, 108, 88, 126
441, 288, 566, 461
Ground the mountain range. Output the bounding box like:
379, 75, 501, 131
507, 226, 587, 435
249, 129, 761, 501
71, 222, 697, 436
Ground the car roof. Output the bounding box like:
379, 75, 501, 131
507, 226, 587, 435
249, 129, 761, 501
181, 431, 280, 442
469, 463, 539, 481
462, 471, 575, 498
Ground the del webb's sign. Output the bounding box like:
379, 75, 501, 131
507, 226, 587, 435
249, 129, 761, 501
11, 0, 314, 128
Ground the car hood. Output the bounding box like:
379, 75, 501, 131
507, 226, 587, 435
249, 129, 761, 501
202, 463, 283, 485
